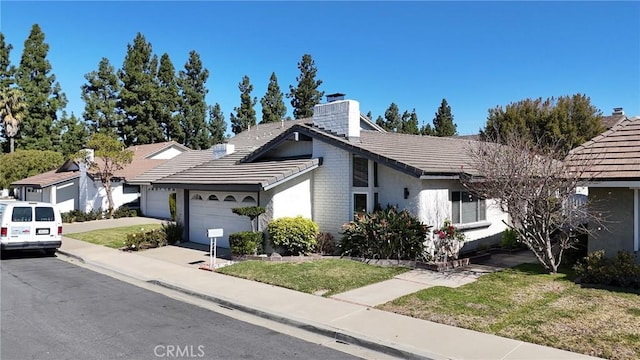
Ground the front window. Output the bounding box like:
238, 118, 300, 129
353, 193, 368, 217
353, 156, 368, 187
452, 191, 486, 224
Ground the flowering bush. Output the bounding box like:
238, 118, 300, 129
425, 220, 466, 262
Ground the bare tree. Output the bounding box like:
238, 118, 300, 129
460, 133, 603, 273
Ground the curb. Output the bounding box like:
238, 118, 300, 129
149, 280, 440, 360
56, 249, 85, 264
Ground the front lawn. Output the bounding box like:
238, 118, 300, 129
64, 224, 163, 249
378, 263, 640, 360
217, 259, 410, 297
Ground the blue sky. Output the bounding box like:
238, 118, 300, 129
2, 1, 639, 136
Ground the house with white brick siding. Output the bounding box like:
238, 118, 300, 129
150, 95, 510, 251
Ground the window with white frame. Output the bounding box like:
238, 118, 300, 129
353, 193, 368, 217
353, 156, 368, 187
352, 155, 379, 216
451, 191, 486, 224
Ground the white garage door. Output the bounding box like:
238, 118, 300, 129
145, 187, 173, 219
188, 192, 257, 248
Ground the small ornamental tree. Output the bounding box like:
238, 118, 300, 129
231, 206, 266, 232
77, 133, 133, 218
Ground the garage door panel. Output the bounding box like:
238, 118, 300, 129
189, 192, 255, 248
146, 187, 173, 219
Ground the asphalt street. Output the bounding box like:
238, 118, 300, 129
1, 252, 361, 360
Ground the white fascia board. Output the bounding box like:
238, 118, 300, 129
585, 181, 640, 188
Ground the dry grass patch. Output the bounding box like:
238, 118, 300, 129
378, 263, 640, 359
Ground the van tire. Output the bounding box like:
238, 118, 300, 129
45, 249, 57, 256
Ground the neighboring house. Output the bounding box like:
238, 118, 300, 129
151, 95, 510, 249
11, 141, 189, 218
567, 117, 640, 261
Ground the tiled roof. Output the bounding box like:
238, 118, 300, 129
600, 114, 627, 130
133, 120, 309, 186
93, 141, 187, 180
10, 169, 79, 188
227, 119, 308, 149
244, 124, 481, 177
567, 118, 640, 180
127, 150, 212, 185
154, 150, 320, 191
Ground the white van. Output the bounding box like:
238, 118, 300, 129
0, 201, 62, 255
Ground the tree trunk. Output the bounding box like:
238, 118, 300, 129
105, 181, 114, 219
9, 137, 14, 153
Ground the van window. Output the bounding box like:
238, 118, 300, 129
12, 207, 33, 222
35, 207, 55, 221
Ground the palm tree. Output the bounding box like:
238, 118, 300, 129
0, 88, 27, 153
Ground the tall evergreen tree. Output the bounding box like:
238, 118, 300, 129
402, 109, 420, 135
365, 111, 373, 120
55, 111, 88, 157
260, 72, 286, 124
0, 33, 15, 90
288, 54, 324, 119
207, 103, 226, 144
81, 57, 122, 135
432, 98, 457, 136
156, 53, 180, 141
117, 33, 163, 145
379, 103, 401, 132
15, 24, 67, 151
178, 50, 210, 149
420, 122, 435, 136
230, 75, 257, 134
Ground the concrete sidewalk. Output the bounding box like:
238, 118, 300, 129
58, 219, 600, 360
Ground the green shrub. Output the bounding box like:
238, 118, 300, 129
232, 206, 266, 231
501, 228, 525, 250
229, 231, 263, 256
267, 216, 318, 255
169, 193, 176, 221
562, 232, 588, 267
574, 250, 640, 289
61, 208, 105, 222
124, 228, 167, 251
162, 221, 184, 245
112, 206, 133, 219
315, 232, 336, 255
339, 205, 430, 261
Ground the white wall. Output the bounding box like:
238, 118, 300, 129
149, 146, 184, 160
85, 179, 138, 212
265, 173, 312, 220
311, 140, 351, 238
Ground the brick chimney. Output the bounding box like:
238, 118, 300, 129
313, 94, 360, 141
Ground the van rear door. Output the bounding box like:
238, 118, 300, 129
9, 206, 34, 241
34, 206, 59, 241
